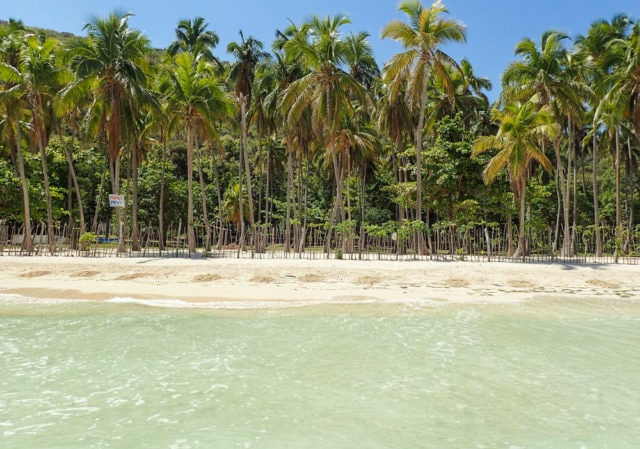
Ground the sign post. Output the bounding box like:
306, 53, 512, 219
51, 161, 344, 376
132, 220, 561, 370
109, 194, 125, 208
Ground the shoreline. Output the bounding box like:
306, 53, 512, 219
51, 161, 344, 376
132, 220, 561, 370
1, 256, 638, 306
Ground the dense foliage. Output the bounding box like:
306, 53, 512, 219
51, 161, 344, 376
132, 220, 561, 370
1, 2, 639, 257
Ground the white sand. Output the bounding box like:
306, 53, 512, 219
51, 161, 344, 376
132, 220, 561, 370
0, 255, 637, 305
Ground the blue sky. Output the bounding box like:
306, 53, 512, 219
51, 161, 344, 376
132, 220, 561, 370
3, 0, 640, 100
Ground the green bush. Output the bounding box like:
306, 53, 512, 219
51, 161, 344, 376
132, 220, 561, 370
79, 232, 97, 251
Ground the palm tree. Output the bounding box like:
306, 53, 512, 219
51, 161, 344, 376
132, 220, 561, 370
609, 21, 640, 140
502, 30, 588, 256
381, 0, 466, 227
423, 60, 492, 144
125, 104, 158, 251
473, 96, 559, 258
19, 36, 64, 254
168, 16, 222, 69
65, 11, 151, 253
0, 27, 33, 253
376, 83, 413, 224
52, 53, 88, 243
604, 20, 640, 251
281, 15, 370, 231
575, 14, 633, 257
453, 58, 492, 129
159, 52, 231, 254
344, 32, 380, 89
227, 31, 269, 252
338, 114, 380, 254
271, 21, 311, 252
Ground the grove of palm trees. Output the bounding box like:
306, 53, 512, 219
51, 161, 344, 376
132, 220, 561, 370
1, 1, 639, 261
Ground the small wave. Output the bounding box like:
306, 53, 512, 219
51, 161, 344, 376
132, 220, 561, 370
0, 293, 90, 305
1, 292, 439, 310
105, 296, 382, 310
1, 292, 526, 311
103, 295, 489, 310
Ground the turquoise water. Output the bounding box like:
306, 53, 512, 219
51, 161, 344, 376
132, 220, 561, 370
1, 295, 640, 448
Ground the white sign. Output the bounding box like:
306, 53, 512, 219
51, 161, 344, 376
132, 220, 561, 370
109, 194, 125, 208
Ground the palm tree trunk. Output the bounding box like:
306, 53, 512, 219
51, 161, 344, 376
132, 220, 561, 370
553, 138, 571, 257
30, 99, 55, 254
516, 177, 527, 260
35, 129, 55, 255
159, 138, 166, 252
332, 152, 346, 222
67, 159, 74, 237
414, 88, 428, 255
130, 142, 140, 251
15, 123, 34, 254
210, 148, 224, 250
567, 120, 576, 255
186, 124, 196, 254
344, 157, 352, 255
392, 150, 403, 225
241, 97, 256, 256
626, 137, 634, 253
111, 156, 126, 254
237, 122, 245, 255
415, 93, 426, 224
295, 156, 304, 253
592, 124, 602, 257
571, 151, 578, 254
92, 158, 107, 234
300, 149, 310, 253
615, 127, 622, 260
7, 124, 17, 168
265, 139, 271, 225
359, 165, 367, 258
325, 152, 344, 255
284, 145, 293, 253
346, 155, 352, 223
325, 83, 345, 226
60, 127, 86, 239
196, 141, 211, 252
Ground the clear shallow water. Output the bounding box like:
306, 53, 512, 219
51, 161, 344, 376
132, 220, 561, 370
1, 295, 640, 449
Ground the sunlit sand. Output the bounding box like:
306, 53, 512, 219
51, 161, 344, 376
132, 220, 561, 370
1, 256, 637, 305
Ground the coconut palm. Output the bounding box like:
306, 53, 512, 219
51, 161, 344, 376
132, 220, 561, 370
0, 28, 34, 253
603, 20, 640, 249
125, 103, 159, 251
250, 58, 278, 224
20, 36, 64, 254
381, 0, 466, 226
453, 58, 492, 129
575, 14, 633, 256
52, 56, 88, 243
344, 32, 380, 89
473, 96, 559, 257
423, 59, 492, 141
168, 16, 222, 69
608, 21, 640, 140
227, 31, 269, 252
376, 83, 413, 223
2, 31, 66, 254
159, 52, 231, 254
502, 30, 588, 256
281, 15, 370, 229
64, 11, 151, 253
271, 22, 312, 252
338, 114, 381, 253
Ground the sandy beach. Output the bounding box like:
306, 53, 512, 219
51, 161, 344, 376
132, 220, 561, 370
0, 255, 638, 306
